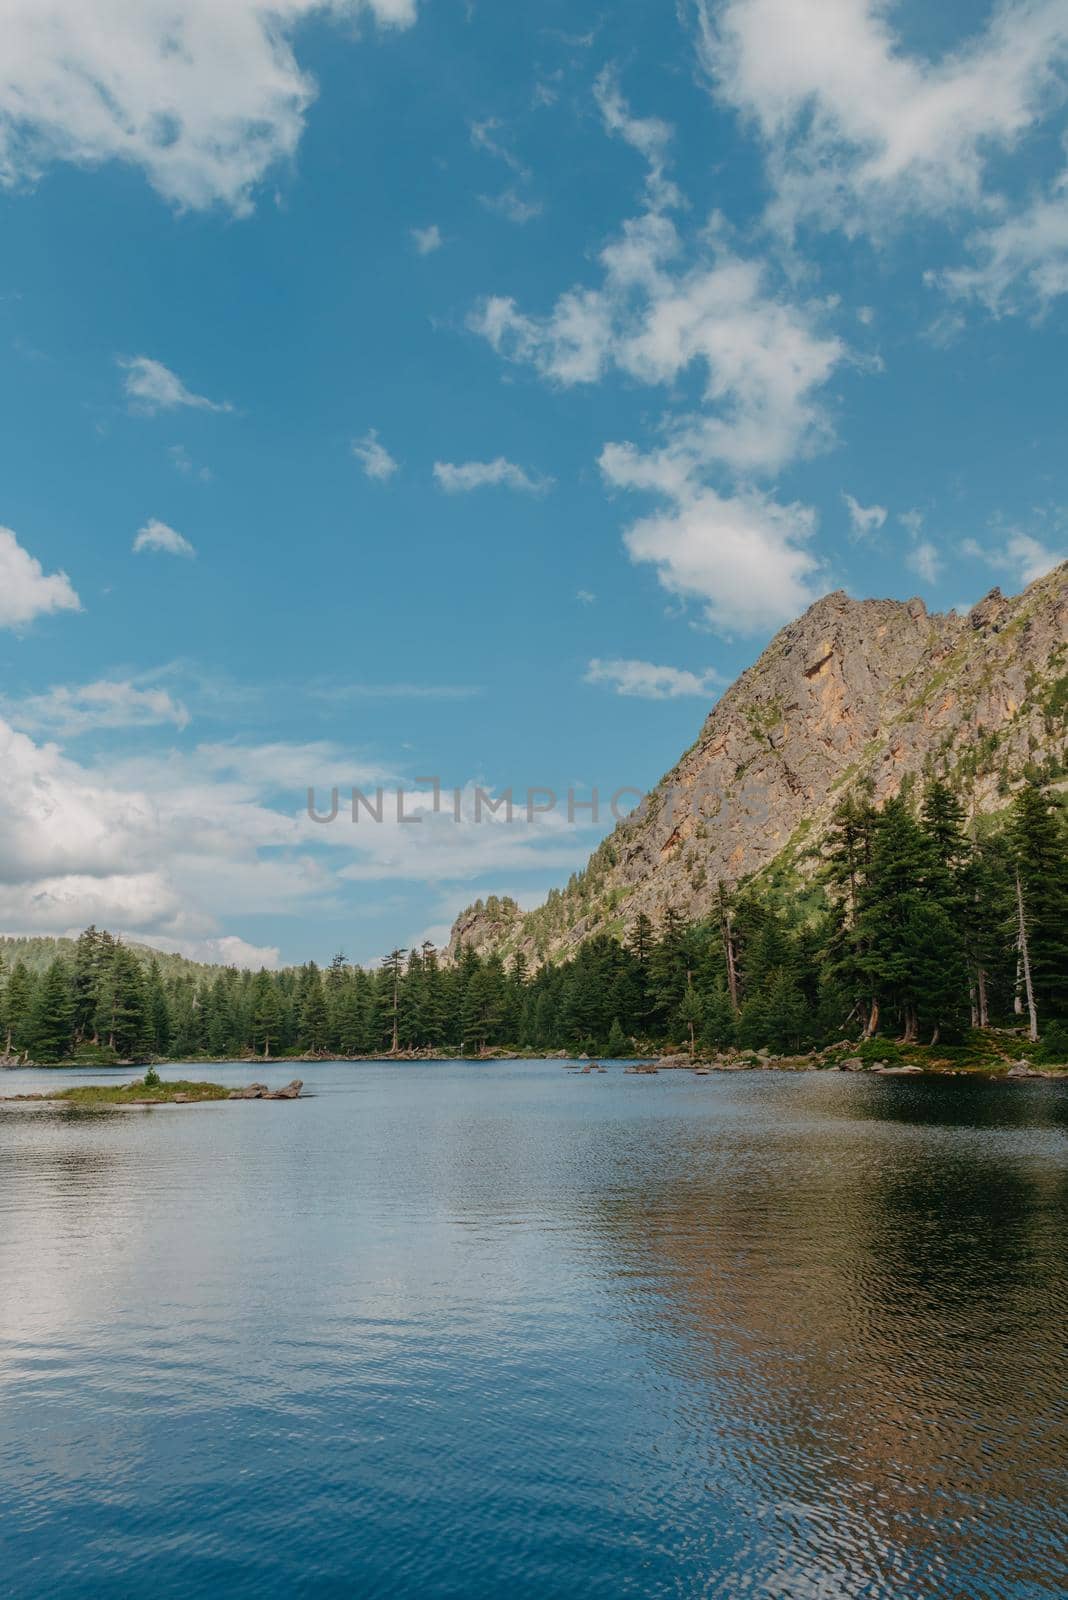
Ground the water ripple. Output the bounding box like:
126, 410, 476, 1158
1, 1062, 1065, 1598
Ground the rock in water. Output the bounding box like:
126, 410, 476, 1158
229, 1080, 302, 1099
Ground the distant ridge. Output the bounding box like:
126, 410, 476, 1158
449, 563, 1068, 966
0, 934, 241, 984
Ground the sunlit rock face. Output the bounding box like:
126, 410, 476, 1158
451, 564, 1067, 965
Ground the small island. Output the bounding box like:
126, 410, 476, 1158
1, 1074, 304, 1108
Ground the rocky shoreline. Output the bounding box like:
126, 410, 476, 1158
630, 1048, 1065, 1079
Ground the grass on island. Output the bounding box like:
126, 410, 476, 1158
13, 1078, 232, 1106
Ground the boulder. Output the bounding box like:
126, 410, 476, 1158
838, 1057, 864, 1072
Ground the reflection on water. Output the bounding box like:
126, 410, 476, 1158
1, 1062, 1065, 1599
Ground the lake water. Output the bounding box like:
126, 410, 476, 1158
1, 1060, 1065, 1599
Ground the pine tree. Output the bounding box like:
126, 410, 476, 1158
606, 1017, 629, 1058
675, 979, 703, 1058
763, 968, 810, 1054
418, 943, 446, 1048
298, 968, 330, 1053
378, 950, 407, 1053
648, 908, 691, 1029
144, 960, 173, 1055
714, 882, 740, 1015
958, 831, 1011, 1027
462, 962, 503, 1053
202, 973, 236, 1056
71, 925, 109, 1044
324, 952, 350, 1051
906, 899, 968, 1044
736, 991, 770, 1052
3, 961, 34, 1055
1009, 784, 1068, 1026
920, 780, 969, 881
822, 788, 879, 1033
251, 970, 283, 1058
855, 796, 947, 1041
28, 958, 75, 1061
699, 977, 736, 1051
108, 947, 152, 1060
396, 949, 424, 1049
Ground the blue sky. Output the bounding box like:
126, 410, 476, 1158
0, 0, 1066, 968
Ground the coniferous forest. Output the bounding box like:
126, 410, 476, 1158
3, 781, 1066, 1067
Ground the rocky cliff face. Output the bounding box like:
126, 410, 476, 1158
448, 564, 1068, 965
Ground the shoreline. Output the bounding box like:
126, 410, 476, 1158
2, 1053, 1065, 1086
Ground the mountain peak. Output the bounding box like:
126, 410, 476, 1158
449, 568, 1068, 966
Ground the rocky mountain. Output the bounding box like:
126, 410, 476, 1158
448, 563, 1068, 967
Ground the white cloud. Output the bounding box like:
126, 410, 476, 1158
470, 81, 846, 638
468, 120, 541, 222
352, 428, 399, 481
133, 518, 196, 558
585, 658, 722, 699
119, 355, 231, 415
335, 782, 595, 886
696, 0, 1068, 240
939, 167, 1068, 314
601, 454, 823, 633
0, 711, 599, 947
411, 223, 442, 254
433, 457, 552, 494
1002, 532, 1063, 583
470, 116, 528, 177
178, 739, 389, 792
0, 526, 81, 629
842, 492, 887, 540
169, 444, 213, 481
595, 66, 681, 209
135, 932, 281, 970
962, 529, 1065, 586
576, 589, 597, 605
471, 214, 844, 474
0, 0, 419, 214
4, 678, 191, 736
0, 719, 383, 941
906, 540, 943, 584
479, 189, 544, 225
899, 509, 925, 539
473, 285, 611, 385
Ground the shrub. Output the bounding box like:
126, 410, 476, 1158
1036, 1021, 1068, 1066
855, 1038, 903, 1066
